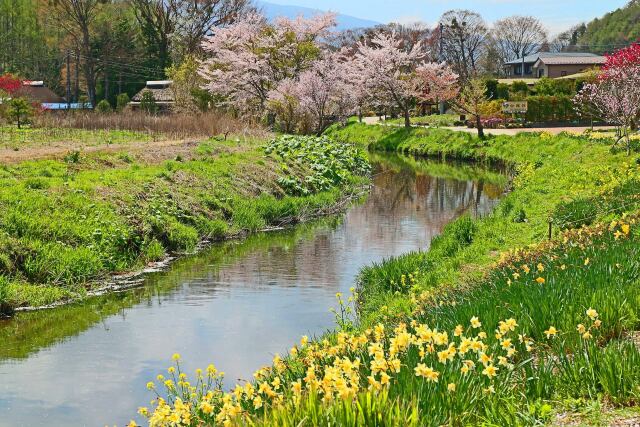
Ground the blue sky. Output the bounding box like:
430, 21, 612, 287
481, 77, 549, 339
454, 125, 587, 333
264, 0, 629, 34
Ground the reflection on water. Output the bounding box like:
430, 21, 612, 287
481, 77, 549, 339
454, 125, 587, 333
0, 154, 505, 427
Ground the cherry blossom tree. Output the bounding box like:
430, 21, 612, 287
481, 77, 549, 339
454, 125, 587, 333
268, 52, 356, 134
352, 31, 427, 128
414, 62, 459, 106
199, 12, 336, 116
575, 43, 640, 155
268, 78, 302, 134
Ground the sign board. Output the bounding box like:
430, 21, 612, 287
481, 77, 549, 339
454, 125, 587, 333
502, 101, 528, 114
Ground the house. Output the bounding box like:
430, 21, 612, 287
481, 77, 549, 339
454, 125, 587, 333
504, 52, 605, 79
17, 81, 64, 104
130, 80, 175, 110
10, 80, 86, 110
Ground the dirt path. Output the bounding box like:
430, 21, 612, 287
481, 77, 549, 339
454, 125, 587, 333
0, 137, 203, 164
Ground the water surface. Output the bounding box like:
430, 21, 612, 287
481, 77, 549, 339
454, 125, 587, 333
0, 154, 506, 426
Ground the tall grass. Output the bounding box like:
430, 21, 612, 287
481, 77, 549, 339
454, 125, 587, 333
33, 110, 265, 140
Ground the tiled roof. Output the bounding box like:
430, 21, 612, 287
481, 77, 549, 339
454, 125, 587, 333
504, 52, 600, 65
535, 56, 606, 65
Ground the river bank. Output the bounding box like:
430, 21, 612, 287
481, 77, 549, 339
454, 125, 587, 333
131, 124, 640, 426
0, 134, 370, 313
326, 123, 640, 325
0, 152, 505, 426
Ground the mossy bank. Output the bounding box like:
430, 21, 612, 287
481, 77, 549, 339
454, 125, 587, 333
0, 134, 370, 313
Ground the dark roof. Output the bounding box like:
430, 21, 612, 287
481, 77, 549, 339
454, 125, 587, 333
131, 80, 175, 103
504, 52, 600, 65
16, 81, 64, 103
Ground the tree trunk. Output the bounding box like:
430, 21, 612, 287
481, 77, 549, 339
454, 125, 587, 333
404, 108, 411, 128
476, 115, 484, 139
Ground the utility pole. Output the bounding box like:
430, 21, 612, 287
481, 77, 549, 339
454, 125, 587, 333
74, 51, 80, 103
66, 50, 71, 111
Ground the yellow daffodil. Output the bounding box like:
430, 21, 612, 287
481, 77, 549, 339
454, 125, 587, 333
482, 364, 498, 378
447, 383, 456, 392
586, 308, 598, 320
544, 326, 558, 338
470, 316, 481, 329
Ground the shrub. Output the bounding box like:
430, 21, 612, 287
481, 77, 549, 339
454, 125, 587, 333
526, 96, 578, 123
140, 90, 159, 115
95, 99, 112, 113
265, 135, 370, 196
116, 93, 130, 112
165, 220, 199, 252
141, 239, 165, 262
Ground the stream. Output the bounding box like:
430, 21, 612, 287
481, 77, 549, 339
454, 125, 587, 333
0, 153, 506, 427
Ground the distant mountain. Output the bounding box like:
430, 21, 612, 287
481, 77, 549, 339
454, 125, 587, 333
257, 1, 380, 31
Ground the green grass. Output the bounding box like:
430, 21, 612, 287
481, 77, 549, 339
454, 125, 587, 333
131, 123, 640, 425
383, 114, 460, 128
0, 126, 154, 148
0, 135, 369, 312
326, 123, 640, 325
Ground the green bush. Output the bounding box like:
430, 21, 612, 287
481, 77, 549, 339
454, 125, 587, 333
265, 135, 370, 196
95, 99, 112, 113
116, 93, 130, 112
165, 220, 199, 252
526, 96, 578, 123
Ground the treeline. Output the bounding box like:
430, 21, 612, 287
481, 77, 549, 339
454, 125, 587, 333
0, 0, 249, 106
566, 0, 640, 54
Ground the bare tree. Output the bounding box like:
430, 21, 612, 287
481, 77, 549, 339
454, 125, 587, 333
550, 24, 587, 52
172, 0, 250, 58
492, 15, 547, 63
130, 0, 250, 72
51, 0, 100, 106
439, 10, 488, 81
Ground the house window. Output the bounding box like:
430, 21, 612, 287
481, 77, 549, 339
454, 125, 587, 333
561, 71, 568, 77
515, 65, 522, 75
538, 69, 545, 78
525, 64, 532, 75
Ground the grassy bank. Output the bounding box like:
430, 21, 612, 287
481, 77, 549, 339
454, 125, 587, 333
327, 123, 640, 324
135, 124, 640, 426
0, 134, 369, 312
